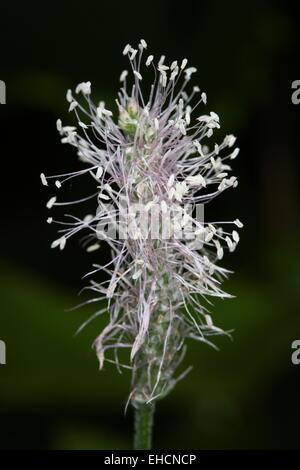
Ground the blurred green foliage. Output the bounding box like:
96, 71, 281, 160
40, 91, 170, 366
1, 240, 299, 448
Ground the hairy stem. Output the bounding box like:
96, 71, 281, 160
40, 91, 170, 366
133, 403, 155, 450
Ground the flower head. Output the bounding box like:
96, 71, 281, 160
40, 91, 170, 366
42, 40, 242, 406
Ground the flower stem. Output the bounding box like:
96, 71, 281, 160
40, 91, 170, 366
133, 403, 155, 450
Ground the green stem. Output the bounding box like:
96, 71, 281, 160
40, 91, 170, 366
133, 403, 155, 450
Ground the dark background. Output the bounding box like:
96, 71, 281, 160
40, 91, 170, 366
0, 0, 300, 449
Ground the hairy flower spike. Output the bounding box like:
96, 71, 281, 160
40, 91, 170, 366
42, 41, 242, 406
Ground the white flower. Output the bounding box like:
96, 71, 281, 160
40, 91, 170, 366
146, 55, 154, 66
173, 182, 189, 202
185, 174, 206, 187
51, 236, 66, 250
75, 81, 91, 95
40, 173, 48, 186
224, 134, 236, 147
201, 92, 207, 104
42, 41, 242, 405
46, 196, 56, 209
120, 70, 128, 82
